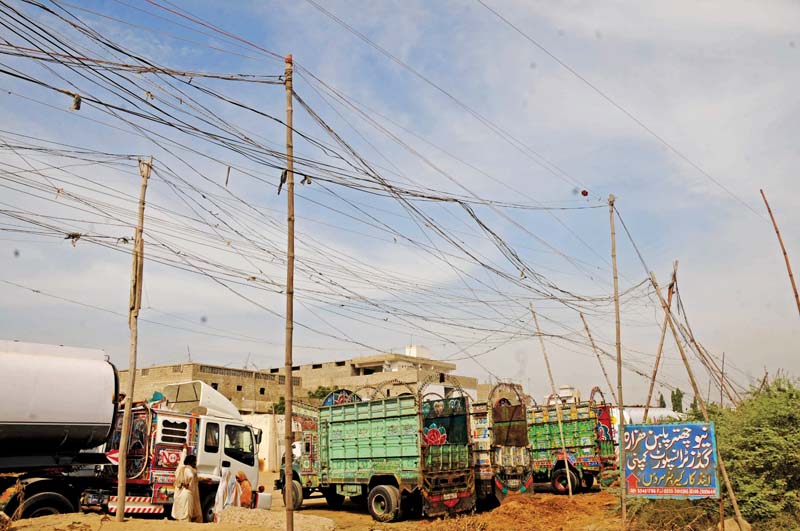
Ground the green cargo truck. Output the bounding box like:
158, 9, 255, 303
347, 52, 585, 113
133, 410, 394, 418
527, 392, 617, 493
278, 392, 475, 522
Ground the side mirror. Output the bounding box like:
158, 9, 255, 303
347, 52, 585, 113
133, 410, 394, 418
254, 427, 263, 445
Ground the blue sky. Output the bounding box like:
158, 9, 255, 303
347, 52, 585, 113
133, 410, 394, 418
1, 0, 799, 404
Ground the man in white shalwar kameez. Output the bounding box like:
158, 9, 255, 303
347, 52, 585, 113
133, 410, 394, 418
172, 452, 201, 522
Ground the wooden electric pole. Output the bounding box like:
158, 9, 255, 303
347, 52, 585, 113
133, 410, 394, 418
760, 189, 800, 319
719, 351, 725, 530
116, 156, 152, 521
643, 260, 677, 423
530, 303, 573, 498
579, 312, 618, 406
283, 54, 296, 531
608, 194, 626, 528
649, 272, 745, 531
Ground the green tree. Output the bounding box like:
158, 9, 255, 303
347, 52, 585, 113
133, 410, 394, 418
689, 395, 699, 416
713, 378, 800, 524
658, 392, 666, 408
273, 396, 285, 414
307, 386, 333, 400
670, 388, 684, 413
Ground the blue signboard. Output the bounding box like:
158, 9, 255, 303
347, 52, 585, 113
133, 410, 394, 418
623, 422, 719, 499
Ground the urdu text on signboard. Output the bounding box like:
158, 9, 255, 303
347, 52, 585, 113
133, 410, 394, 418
623, 422, 720, 499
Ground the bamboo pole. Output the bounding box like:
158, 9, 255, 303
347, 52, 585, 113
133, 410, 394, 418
530, 303, 573, 498
283, 54, 296, 531
116, 156, 152, 521
760, 189, 800, 319
679, 324, 739, 407
643, 261, 677, 423
649, 272, 745, 531
579, 312, 618, 406
608, 195, 626, 528
719, 352, 726, 530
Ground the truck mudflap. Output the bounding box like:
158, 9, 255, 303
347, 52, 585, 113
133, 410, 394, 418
424, 488, 475, 517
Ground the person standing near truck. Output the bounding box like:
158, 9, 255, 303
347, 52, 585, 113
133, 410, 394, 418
172, 454, 201, 522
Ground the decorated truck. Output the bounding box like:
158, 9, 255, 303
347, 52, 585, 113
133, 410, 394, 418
95, 380, 263, 520
0, 341, 262, 521
527, 387, 617, 493
277, 389, 475, 522
484, 383, 533, 503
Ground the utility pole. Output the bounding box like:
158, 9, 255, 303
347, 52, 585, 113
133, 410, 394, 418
579, 312, 617, 406
608, 194, 625, 528
760, 189, 800, 319
283, 54, 296, 531
643, 260, 677, 423
116, 156, 152, 521
530, 303, 573, 498
650, 272, 745, 531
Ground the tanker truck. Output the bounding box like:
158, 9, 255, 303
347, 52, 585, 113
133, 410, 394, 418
0, 341, 262, 521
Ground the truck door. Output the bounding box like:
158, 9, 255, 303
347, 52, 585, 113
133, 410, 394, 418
196, 419, 221, 478
222, 422, 259, 487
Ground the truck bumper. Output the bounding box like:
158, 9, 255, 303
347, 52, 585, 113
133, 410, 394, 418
424, 489, 476, 517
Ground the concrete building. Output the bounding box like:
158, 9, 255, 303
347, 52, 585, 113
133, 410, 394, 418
118, 363, 301, 414
268, 345, 478, 401
118, 345, 478, 413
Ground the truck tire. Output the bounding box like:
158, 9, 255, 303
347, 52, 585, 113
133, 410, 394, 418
324, 489, 345, 510
367, 485, 401, 522
551, 468, 579, 495
283, 480, 303, 511
202, 492, 216, 523
583, 474, 595, 490
20, 492, 75, 518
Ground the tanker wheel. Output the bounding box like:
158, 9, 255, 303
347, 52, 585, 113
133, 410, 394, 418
551, 468, 579, 495
324, 489, 345, 510
367, 485, 401, 522
20, 492, 75, 519
283, 479, 303, 511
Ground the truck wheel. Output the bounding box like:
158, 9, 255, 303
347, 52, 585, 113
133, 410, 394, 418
367, 485, 401, 522
324, 489, 345, 510
583, 474, 595, 490
20, 492, 75, 518
283, 480, 303, 511
201, 492, 216, 523
551, 468, 579, 495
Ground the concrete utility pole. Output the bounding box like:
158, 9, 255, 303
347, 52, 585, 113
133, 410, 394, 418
608, 194, 626, 529
116, 156, 152, 521
643, 260, 677, 423
760, 189, 800, 319
649, 272, 745, 531
283, 54, 296, 531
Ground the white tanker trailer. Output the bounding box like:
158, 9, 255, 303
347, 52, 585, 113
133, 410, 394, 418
0, 341, 263, 521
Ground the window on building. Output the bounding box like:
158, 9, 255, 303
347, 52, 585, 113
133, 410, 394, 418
386, 389, 391, 397
204, 422, 219, 453
259, 387, 265, 395
312, 363, 322, 369
211, 382, 218, 390
278, 375, 285, 384
335, 361, 346, 367
172, 365, 183, 373
236, 385, 243, 392
224, 424, 254, 466
292, 377, 301, 386
269, 368, 279, 374
292, 365, 300, 371
140, 368, 149, 376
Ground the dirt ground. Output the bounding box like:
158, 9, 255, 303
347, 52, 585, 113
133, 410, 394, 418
6, 482, 620, 531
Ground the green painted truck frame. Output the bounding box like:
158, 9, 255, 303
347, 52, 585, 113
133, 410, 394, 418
279, 394, 475, 522
527, 396, 617, 493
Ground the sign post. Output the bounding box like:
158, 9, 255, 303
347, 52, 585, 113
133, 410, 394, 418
624, 422, 720, 500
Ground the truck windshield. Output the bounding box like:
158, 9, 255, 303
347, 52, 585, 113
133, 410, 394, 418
224, 425, 255, 466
